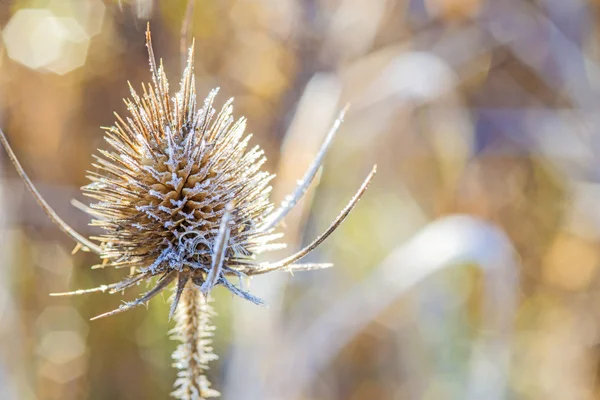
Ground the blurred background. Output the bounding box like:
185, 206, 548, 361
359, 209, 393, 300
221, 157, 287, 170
0, 0, 599, 399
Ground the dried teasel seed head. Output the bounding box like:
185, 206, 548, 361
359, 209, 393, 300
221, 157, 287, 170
0, 24, 376, 316
50, 26, 375, 319
0, 24, 376, 400
0, 26, 376, 315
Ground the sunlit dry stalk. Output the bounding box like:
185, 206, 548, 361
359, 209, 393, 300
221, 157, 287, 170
171, 281, 219, 399
0, 24, 376, 398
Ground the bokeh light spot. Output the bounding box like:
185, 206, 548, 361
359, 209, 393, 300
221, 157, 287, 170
2, 8, 92, 75
37, 330, 86, 365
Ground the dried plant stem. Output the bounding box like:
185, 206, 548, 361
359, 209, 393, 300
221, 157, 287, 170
171, 283, 220, 400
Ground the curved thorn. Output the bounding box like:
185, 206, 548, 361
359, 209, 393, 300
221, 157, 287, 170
90, 271, 176, 321
251, 165, 376, 275
259, 107, 349, 232
0, 129, 102, 255
71, 243, 83, 255
169, 272, 189, 321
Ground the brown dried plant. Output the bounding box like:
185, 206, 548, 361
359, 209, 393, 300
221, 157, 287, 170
0, 26, 376, 399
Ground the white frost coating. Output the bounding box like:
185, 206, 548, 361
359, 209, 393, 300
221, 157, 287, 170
164, 220, 175, 229
249, 243, 287, 253
143, 164, 167, 182
158, 205, 173, 215
170, 199, 187, 208
149, 189, 166, 200
132, 223, 148, 230
167, 173, 183, 189
178, 210, 195, 220
145, 211, 161, 222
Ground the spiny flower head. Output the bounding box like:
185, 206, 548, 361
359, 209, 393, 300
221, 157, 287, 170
85, 31, 280, 315
0, 25, 375, 399
57, 27, 376, 320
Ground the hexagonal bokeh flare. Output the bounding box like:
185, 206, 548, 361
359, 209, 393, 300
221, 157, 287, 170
2, 7, 99, 75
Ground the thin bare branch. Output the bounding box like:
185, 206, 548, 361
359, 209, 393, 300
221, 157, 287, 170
0, 129, 102, 254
